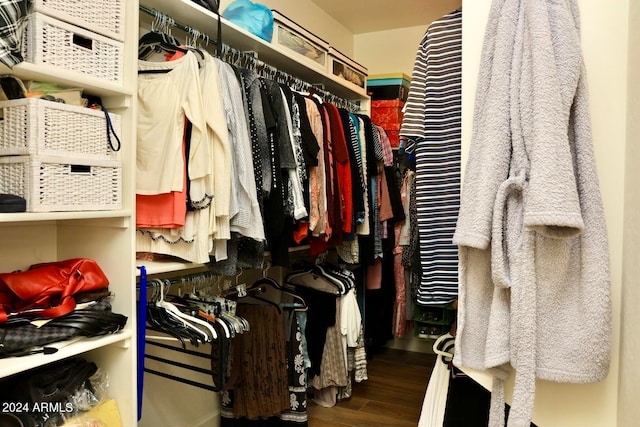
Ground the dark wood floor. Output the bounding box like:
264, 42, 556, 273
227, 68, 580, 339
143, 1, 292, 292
307, 348, 437, 426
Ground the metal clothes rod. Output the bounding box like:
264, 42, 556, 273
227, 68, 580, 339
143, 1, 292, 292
140, 3, 222, 56
145, 354, 213, 376
144, 368, 219, 392
166, 270, 215, 286
145, 339, 216, 359
144, 337, 225, 392
136, 269, 216, 290
138, 3, 360, 112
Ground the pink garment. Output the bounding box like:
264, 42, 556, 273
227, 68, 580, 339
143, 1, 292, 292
136, 191, 186, 228
378, 166, 393, 222
392, 221, 409, 338
366, 258, 383, 290
311, 386, 338, 408
306, 99, 325, 235
136, 139, 187, 228
392, 175, 410, 338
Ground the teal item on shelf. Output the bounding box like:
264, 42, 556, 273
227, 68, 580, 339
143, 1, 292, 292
366, 78, 408, 87
222, 0, 274, 42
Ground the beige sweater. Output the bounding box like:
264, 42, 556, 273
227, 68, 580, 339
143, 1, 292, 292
453, 0, 612, 426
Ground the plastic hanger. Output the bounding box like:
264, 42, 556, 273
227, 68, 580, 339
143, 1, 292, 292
287, 260, 346, 294
433, 333, 455, 359
242, 285, 283, 314
285, 270, 341, 295
184, 27, 206, 62
162, 279, 219, 341
252, 274, 308, 312
138, 30, 187, 60
167, 296, 220, 342
146, 305, 189, 348
314, 264, 347, 294
215, 314, 232, 339
178, 290, 238, 339
146, 281, 197, 347
156, 279, 214, 343
325, 265, 355, 291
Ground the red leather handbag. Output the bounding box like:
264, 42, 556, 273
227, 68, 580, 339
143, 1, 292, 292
0, 258, 110, 323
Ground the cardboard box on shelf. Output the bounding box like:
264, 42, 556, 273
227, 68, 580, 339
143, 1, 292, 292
271, 10, 329, 71
328, 47, 368, 89
371, 99, 405, 127
367, 73, 411, 101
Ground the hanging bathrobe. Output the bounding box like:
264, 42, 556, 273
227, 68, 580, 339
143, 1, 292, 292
453, 0, 611, 426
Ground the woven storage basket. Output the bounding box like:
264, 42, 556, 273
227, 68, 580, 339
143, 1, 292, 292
0, 155, 122, 212
33, 0, 125, 41
22, 12, 124, 84
0, 98, 121, 160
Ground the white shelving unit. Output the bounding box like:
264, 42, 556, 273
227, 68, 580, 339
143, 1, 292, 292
136, 259, 205, 276
0, 3, 139, 426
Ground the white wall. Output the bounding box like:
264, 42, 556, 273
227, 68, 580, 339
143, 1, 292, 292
353, 0, 462, 77
354, 25, 428, 76
140, 350, 220, 427
461, 0, 630, 425
619, 1, 640, 425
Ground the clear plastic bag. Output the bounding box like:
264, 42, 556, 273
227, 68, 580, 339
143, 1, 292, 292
60, 417, 107, 427
62, 369, 110, 423
222, 0, 274, 42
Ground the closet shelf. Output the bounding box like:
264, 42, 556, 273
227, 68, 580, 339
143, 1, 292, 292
0, 209, 133, 225
139, 0, 368, 101
136, 259, 205, 276
136, 245, 314, 276
0, 62, 133, 97
0, 329, 133, 378
460, 367, 499, 393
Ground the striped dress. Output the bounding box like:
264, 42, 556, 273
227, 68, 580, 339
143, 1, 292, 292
400, 9, 462, 305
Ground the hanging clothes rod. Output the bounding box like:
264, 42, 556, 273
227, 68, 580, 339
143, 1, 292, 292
138, 4, 360, 112
136, 268, 216, 289
145, 354, 213, 375
146, 338, 216, 359
140, 3, 222, 56
144, 316, 227, 393
144, 368, 218, 392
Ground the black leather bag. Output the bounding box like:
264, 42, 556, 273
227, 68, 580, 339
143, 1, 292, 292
0, 297, 127, 358
0, 194, 26, 213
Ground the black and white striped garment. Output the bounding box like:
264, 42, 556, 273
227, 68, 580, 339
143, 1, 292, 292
0, 0, 31, 68
400, 9, 462, 305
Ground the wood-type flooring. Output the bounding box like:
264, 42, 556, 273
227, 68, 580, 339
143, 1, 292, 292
307, 348, 437, 426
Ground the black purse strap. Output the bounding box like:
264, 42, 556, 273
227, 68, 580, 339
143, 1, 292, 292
101, 104, 121, 152
85, 95, 121, 152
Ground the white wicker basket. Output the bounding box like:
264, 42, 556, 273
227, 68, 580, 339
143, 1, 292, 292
0, 155, 122, 212
22, 12, 124, 84
0, 98, 121, 160
33, 0, 125, 41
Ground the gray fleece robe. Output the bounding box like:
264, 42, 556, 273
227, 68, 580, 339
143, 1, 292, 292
452, 0, 611, 426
